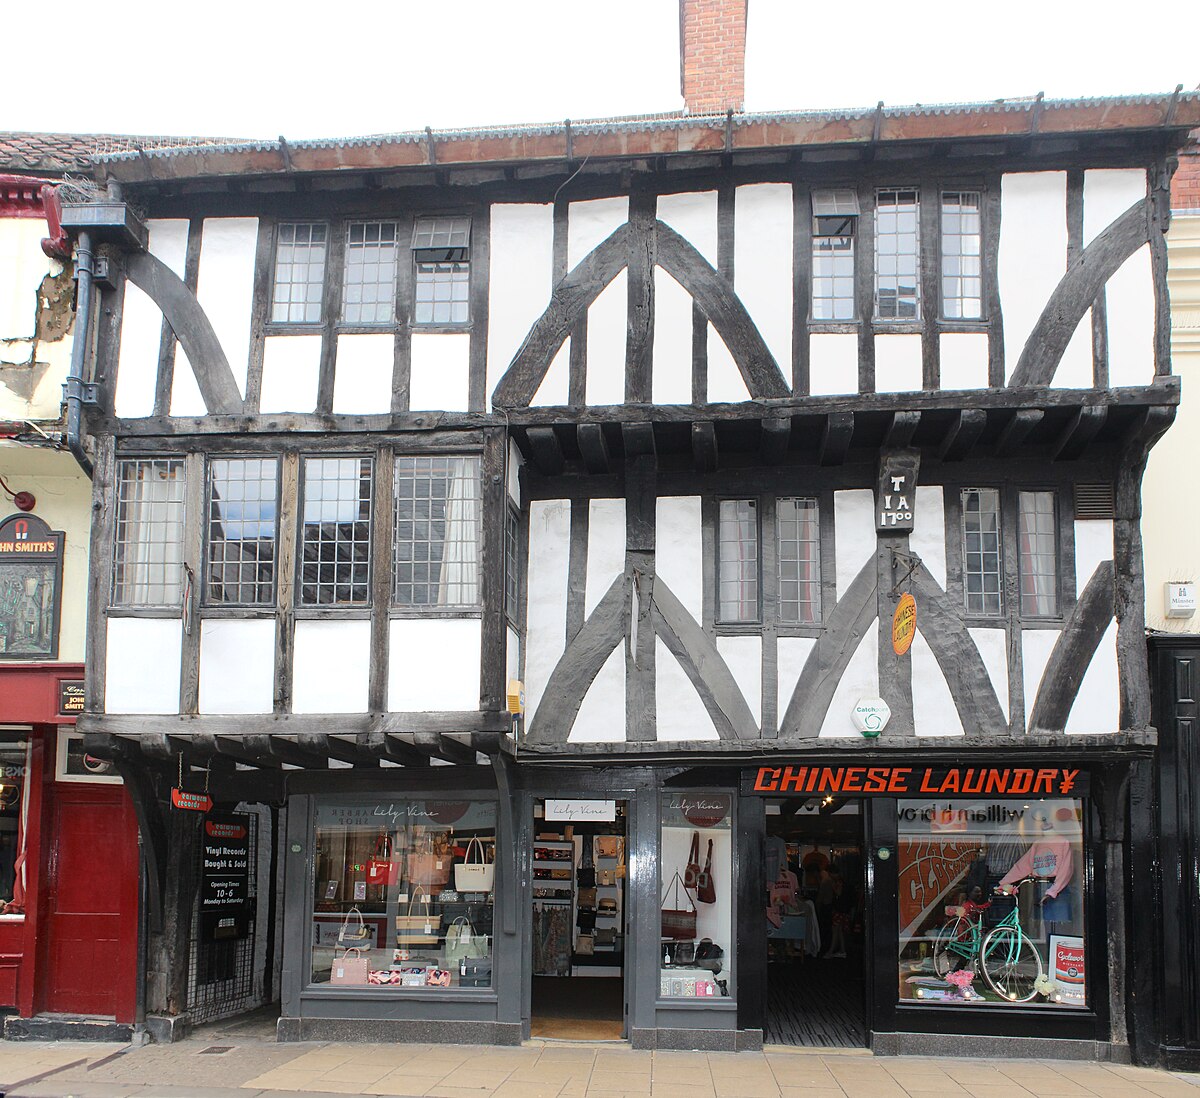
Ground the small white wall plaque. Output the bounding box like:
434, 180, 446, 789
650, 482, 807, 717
545, 799, 616, 822
852, 698, 892, 736
1165, 582, 1196, 619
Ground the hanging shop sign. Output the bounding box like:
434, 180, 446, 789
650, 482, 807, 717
199, 812, 252, 941
0, 513, 64, 660
171, 788, 213, 812
892, 593, 917, 656
877, 451, 920, 534
545, 799, 616, 822
742, 764, 1089, 797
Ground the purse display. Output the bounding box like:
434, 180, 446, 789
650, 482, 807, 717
597, 835, 621, 859
427, 968, 452, 987
445, 917, 488, 969
406, 834, 451, 887
577, 887, 597, 910
366, 833, 399, 888
368, 968, 403, 985
337, 906, 371, 946
672, 940, 696, 964
460, 957, 492, 987
597, 868, 617, 886
577, 837, 595, 888
454, 837, 495, 893
683, 832, 701, 890
696, 838, 716, 904
598, 896, 617, 913
576, 933, 595, 956
695, 937, 725, 974
395, 886, 442, 945
399, 968, 428, 987
330, 947, 369, 985
577, 908, 596, 932
661, 870, 698, 940
594, 927, 617, 946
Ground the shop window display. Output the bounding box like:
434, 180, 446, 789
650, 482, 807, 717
659, 793, 733, 999
897, 797, 1086, 1008
0, 734, 27, 916
311, 799, 496, 990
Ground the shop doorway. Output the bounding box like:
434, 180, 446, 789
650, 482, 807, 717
763, 797, 867, 1047
530, 799, 628, 1040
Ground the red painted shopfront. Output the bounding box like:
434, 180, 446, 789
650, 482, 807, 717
0, 665, 138, 1024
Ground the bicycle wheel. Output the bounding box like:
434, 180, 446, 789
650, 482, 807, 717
980, 925, 1043, 1003
932, 917, 972, 977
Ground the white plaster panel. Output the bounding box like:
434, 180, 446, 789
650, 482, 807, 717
568, 196, 629, 269
170, 347, 207, 417
706, 326, 750, 402
819, 627, 878, 738
874, 333, 923, 394
292, 619, 370, 714
656, 191, 718, 266
1053, 324, 1094, 390
332, 333, 394, 414
1021, 628, 1060, 733
197, 217, 257, 395
777, 636, 816, 720
652, 269, 694, 404
939, 332, 990, 390
809, 333, 858, 396
911, 629, 965, 737
716, 635, 761, 726
259, 335, 321, 413
410, 332, 470, 412
487, 203, 553, 407
506, 626, 521, 682
198, 618, 275, 714
1066, 621, 1118, 735
104, 617, 182, 714
0, 218, 51, 338
1074, 519, 1114, 597
969, 627, 1010, 722
507, 440, 523, 504
655, 637, 718, 741
115, 219, 189, 418
569, 645, 625, 742
1083, 169, 1147, 246
910, 486, 946, 590
585, 498, 626, 617
532, 342, 570, 406
1105, 244, 1155, 387
834, 489, 875, 600
586, 270, 626, 405
734, 183, 793, 373
524, 499, 571, 723
655, 497, 703, 620
388, 618, 482, 711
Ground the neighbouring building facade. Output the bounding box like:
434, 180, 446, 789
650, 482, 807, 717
48, 6, 1200, 1061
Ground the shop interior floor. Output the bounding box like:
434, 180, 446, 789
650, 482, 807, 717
531, 975, 625, 1040
766, 954, 867, 1047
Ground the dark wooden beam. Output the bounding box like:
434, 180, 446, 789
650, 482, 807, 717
621, 421, 657, 459
884, 410, 921, 450
819, 411, 854, 466
938, 409, 987, 462
577, 423, 612, 474
78, 710, 512, 737
1051, 406, 1108, 461
691, 421, 718, 472
212, 735, 284, 769
413, 732, 479, 766
760, 416, 790, 464
259, 734, 331, 769
302, 733, 380, 768
526, 426, 565, 475
365, 732, 432, 767
996, 409, 1044, 457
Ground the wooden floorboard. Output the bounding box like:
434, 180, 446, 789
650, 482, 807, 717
766, 957, 867, 1048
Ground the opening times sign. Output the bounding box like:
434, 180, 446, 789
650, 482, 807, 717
743, 764, 1088, 798
200, 812, 252, 941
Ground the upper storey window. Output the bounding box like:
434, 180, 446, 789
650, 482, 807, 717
874, 189, 920, 319
962, 488, 1002, 616
271, 223, 328, 324
811, 189, 858, 321
941, 191, 982, 319
299, 457, 373, 606
718, 499, 759, 624
342, 221, 399, 325
412, 216, 471, 326
112, 459, 186, 607
205, 457, 280, 607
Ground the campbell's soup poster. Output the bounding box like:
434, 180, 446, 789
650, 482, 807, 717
1050, 935, 1086, 1005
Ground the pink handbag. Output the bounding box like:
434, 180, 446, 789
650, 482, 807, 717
330, 948, 369, 985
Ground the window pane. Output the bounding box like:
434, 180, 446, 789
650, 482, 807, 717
777, 498, 821, 624
342, 221, 398, 325
875, 189, 920, 319
312, 799, 496, 989
411, 216, 472, 250
300, 457, 372, 606
272, 223, 327, 324
414, 260, 470, 325
505, 507, 521, 623
941, 192, 983, 319
811, 210, 856, 321
897, 797, 1086, 1010
393, 455, 481, 607
962, 488, 1002, 616
1018, 491, 1058, 617
112, 458, 186, 606
718, 500, 758, 623
206, 457, 279, 606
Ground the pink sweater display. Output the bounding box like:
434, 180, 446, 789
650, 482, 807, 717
1000, 839, 1075, 898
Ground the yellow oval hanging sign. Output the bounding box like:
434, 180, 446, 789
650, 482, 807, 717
892, 592, 917, 656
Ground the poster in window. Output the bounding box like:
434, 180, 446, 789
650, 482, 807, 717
0, 514, 64, 659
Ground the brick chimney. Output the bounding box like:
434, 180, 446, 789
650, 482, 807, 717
679, 0, 748, 115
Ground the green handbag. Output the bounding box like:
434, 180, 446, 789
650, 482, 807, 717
445, 917, 488, 969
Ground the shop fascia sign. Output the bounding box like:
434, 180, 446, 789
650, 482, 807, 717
545, 799, 616, 822
742, 764, 1089, 797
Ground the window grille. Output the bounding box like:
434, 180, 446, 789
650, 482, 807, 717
962, 488, 1002, 615
342, 221, 399, 324
718, 499, 759, 623
875, 189, 921, 319
941, 191, 982, 319
112, 458, 186, 607
271, 223, 327, 324
1018, 491, 1058, 617
812, 190, 857, 321
1074, 483, 1114, 520
393, 455, 480, 607
206, 457, 279, 607
777, 498, 821, 624
412, 216, 470, 325
299, 457, 372, 606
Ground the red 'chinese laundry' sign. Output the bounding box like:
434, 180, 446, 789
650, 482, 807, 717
172, 788, 213, 812
742, 764, 1088, 797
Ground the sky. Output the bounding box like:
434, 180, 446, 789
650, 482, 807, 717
5, 0, 1197, 141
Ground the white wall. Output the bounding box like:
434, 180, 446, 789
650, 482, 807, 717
569, 645, 625, 742
716, 636, 760, 727
652, 269, 694, 404
1021, 629, 1059, 732
939, 332, 989, 390
259, 335, 321, 413
656, 637, 717, 741
875, 333, 922, 393
389, 618, 481, 710
910, 486, 946, 589
105, 617, 182, 713
333, 333, 393, 414
1065, 621, 1119, 735
198, 619, 275, 714
586, 271, 627, 405
292, 619, 370, 713
196, 217, 258, 397
911, 630, 965, 737
777, 636, 816, 720
834, 489, 875, 599
969, 627, 1010, 722
655, 497, 703, 619
818, 627, 877, 738
734, 183, 792, 376
524, 499, 571, 723
585, 499, 625, 616
809, 333, 858, 396
410, 332, 470, 412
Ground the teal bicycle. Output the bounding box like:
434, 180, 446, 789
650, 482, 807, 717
931, 877, 1045, 1003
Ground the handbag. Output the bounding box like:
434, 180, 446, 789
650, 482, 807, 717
368, 968, 402, 985
445, 917, 488, 969
460, 957, 492, 987
695, 937, 725, 974
595, 927, 617, 946
454, 837, 495, 893
396, 886, 442, 945
597, 835, 620, 859
337, 906, 371, 945
673, 941, 696, 964
683, 833, 701, 890
577, 908, 596, 933
696, 839, 716, 905
577, 837, 595, 888
330, 947, 369, 985
367, 833, 400, 888
427, 968, 452, 988
576, 933, 594, 956
598, 868, 616, 886
598, 896, 617, 913
406, 834, 451, 887
577, 887, 597, 910
661, 871, 697, 940
399, 968, 427, 987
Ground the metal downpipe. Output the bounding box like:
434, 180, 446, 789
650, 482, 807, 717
63, 228, 94, 478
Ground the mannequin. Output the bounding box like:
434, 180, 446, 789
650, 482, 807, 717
998, 806, 1075, 923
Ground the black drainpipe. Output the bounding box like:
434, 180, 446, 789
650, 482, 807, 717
63, 227, 94, 478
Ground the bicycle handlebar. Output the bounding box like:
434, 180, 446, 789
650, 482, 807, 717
993, 877, 1039, 895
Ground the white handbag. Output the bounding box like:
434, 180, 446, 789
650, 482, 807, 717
454, 837, 495, 893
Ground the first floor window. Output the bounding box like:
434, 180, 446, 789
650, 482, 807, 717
811, 189, 858, 321
875, 188, 920, 319
897, 796, 1087, 1009
412, 216, 471, 326
1018, 490, 1058, 617
718, 499, 759, 623
505, 506, 521, 625
342, 220, 399, 324
776, 497, 821, 625
205, 457, 279, 606
941, 191, 982, 319
962, 487, 1002, 616
271, 223, 327, 324
112, 457, 186, 607
299, 457, 372, 606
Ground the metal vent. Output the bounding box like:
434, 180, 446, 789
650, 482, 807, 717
1074, 483, 1115, 519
